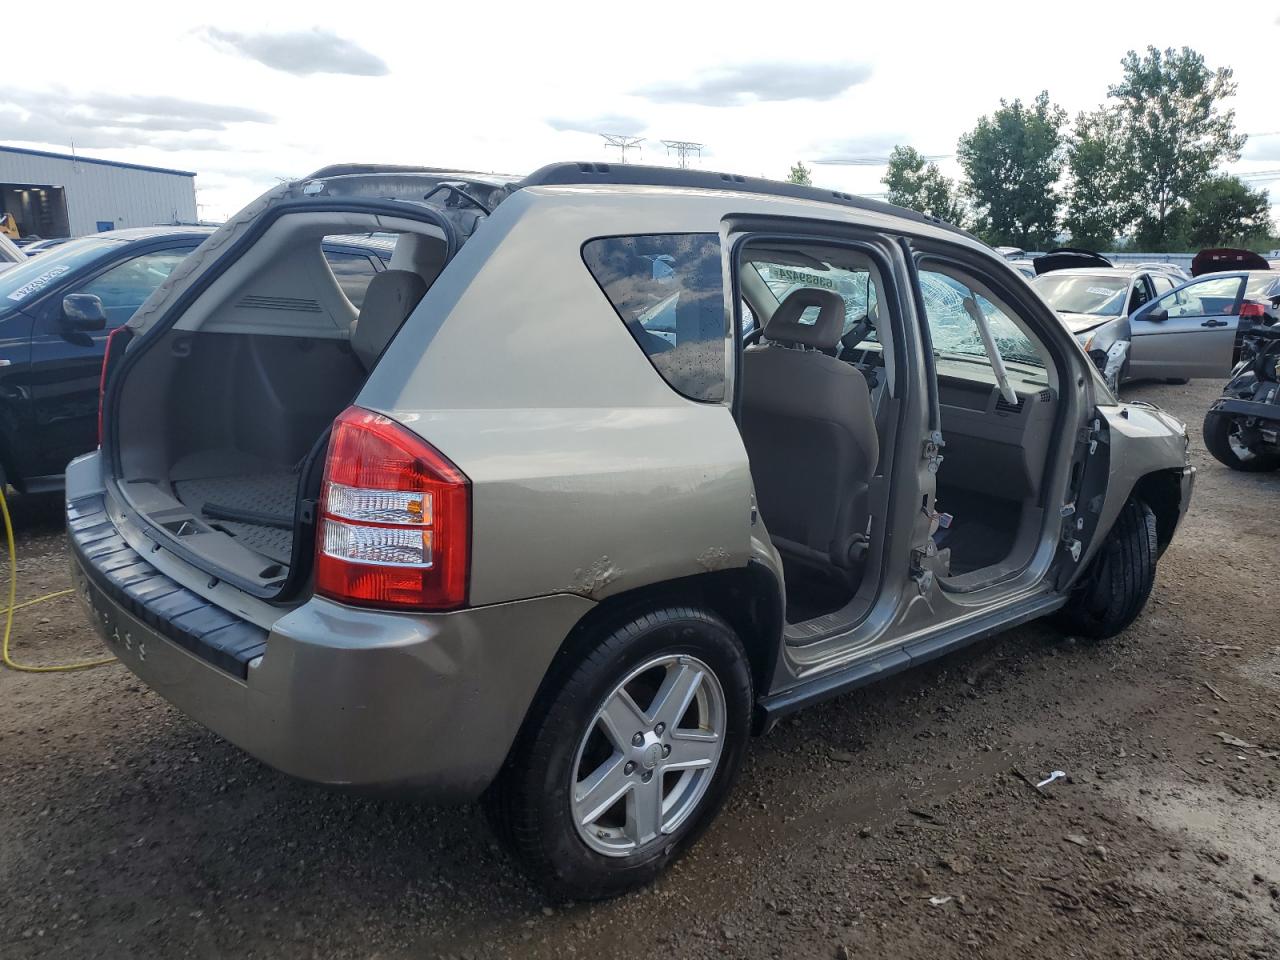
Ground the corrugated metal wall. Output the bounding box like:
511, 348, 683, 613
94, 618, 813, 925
0, 148, 197, 237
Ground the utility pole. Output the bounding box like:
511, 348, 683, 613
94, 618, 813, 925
600, 134, 645, 164
661, 140, 703, 169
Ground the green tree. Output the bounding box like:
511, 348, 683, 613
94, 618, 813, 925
957, 91, 1066, 248
1109, 46, 1245, 249
1062, 109, 1130, 250
786, 161, 813, 186
881, 146, 966, 224
1183, 175, 1273, 248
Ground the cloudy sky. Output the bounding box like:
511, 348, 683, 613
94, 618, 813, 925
3, 1, 1279, 222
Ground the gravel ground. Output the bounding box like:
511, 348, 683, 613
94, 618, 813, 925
2, 378, 1279, 960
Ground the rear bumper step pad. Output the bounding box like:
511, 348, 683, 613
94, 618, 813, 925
67, 495, 268, 678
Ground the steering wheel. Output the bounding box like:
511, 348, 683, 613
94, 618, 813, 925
838, 314, 875, 362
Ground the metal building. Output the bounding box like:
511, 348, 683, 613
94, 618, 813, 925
0, 145, 198, 239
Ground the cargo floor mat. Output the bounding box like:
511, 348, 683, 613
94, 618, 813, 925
173, 472, 298, 565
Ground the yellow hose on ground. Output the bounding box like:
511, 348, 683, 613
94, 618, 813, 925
0, 487, 116, 673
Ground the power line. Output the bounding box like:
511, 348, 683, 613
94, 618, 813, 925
661, 140, 703, 168
811, 153, 951, 167
600, 134, 644, 164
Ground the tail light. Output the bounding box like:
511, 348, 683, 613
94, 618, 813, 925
97, 326, 133, 445
315, 406, 469, 610
1239, 301, 1266, 319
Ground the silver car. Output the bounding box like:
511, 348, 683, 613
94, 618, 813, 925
69, 162, 1194, 899
1033, 264, 1269, 391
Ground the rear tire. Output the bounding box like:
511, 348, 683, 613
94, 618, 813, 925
1202, 410, 1280, 472
485, 606, 752, 901
1056, 498, 1158, 641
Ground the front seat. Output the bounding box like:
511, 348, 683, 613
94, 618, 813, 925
351, 269, 428, 370
741, 287, 879, 583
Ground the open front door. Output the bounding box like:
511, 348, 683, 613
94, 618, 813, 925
1129, 274, 1244, 380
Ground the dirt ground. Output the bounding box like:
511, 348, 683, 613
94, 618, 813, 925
2, 378, 1279, 960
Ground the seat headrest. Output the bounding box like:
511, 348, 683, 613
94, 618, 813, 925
351, 269, 428, 370
764, 287, 846, 349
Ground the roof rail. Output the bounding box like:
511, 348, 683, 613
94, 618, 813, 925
518, 162, 972, 238
304, 162, 518, 184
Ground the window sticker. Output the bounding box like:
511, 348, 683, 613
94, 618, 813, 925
771, 266, 835, 290
6, 265, 71, 302
1086, 286, 1115, 296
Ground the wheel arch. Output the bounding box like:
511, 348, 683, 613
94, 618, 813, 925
1130, 467, 1185, 556
518, 564, 783, 745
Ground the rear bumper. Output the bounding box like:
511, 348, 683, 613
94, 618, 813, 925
68, 493, 593, 800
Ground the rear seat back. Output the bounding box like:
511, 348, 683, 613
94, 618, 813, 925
351, 269, 428, 370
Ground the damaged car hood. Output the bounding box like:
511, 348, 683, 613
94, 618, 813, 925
1057, 312, 1115, 335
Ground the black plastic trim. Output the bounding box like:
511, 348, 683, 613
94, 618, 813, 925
757, 592, 1065, 725
67, 494, 267, 678
1210, 397, 1280, 419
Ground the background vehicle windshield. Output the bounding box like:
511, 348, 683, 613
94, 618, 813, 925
0, 237, 121, 314
1033, 274, 1128, 315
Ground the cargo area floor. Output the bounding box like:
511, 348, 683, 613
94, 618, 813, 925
173, 471, 298, 565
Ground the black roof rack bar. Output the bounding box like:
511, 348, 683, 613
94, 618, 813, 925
518, 162, 970, 238
303, 162, 520, 184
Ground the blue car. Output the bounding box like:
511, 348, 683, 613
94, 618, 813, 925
0, 227, 391, 492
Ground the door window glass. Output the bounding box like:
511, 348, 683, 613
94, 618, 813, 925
918, 267, 1049, 382
1151, 275, 1175, 296
582, 234, 726, 401
1151, 275, 1244, 319
77, 248, 189, 326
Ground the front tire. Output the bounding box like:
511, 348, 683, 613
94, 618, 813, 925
486, 606, 753, 900
1202, 410, 1280, 471
1056, 498, 1158, 640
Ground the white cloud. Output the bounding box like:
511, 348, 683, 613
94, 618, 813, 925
636, 62, 872, 106
201, 27, 389, 76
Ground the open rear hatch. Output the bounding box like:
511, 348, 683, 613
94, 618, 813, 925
102, 171, 506, 601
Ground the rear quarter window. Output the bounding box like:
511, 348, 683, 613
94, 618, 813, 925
582, 233, 726, 402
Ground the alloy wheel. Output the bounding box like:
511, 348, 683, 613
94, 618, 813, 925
571, 654, 726, 857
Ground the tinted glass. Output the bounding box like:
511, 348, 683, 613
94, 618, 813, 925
920, 269, 1045, 369
1129, 278, 1151, 311
326, 251, 380, 309
1033, 273, 1127, 316
0, 237, 121, 313
76, 249, 189, 326
583, 234, 725, 401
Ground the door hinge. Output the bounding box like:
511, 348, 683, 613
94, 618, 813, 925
1059, 502, 1084, 560
910, 541, 938, 594
1078, 418, 1102, 455
922, 430, 946, 474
